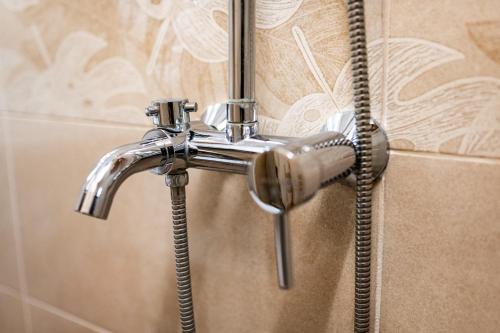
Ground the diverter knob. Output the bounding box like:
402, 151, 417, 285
145, 98, 197, 130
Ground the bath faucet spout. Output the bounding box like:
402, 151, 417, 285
75, 135, 174, 219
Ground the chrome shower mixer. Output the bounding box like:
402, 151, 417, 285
75, 1, 386, 332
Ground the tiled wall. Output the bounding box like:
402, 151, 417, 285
1, 1, 499, 332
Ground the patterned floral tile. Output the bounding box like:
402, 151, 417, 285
255, 0, 384, 136
0, 0, 383, 136
0, 0, 157, 125
11, 0, 497, 160
387, 0, 500, 158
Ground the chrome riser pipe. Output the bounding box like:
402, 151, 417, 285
228, 0, 255, 102
226, 0, 257, 141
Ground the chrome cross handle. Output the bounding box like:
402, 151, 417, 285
145, 98, 198, 130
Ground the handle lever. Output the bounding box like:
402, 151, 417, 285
274, 212, 292, 289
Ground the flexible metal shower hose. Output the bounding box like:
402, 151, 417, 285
169, 179, 196, 333
346, 1, 374, 332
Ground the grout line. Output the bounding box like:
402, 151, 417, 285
27, 298, 113, 333
380, 0, 390, 129
374, 1, 390, 332
0, 284, 21, 300
0, 110, 151, 131
3, 109, 500, 165
374, 175, 386, 332
2, 120, 33, 333
0, 285, 112, 333
391, 149, 500, 165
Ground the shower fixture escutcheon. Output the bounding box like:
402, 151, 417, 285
74, 1, 385, 332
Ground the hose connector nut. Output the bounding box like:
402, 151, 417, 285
165, 171, 189, 188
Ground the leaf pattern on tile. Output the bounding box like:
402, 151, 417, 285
118, 0, 344, 123
256, 0, 350, 113
1, 0, 499, 158
117, 0, 229, 112
135, 0, 172, 20
1, 0, 38, 12
275, 25, 345, 136
268, 35, 500, 159
256, 0, 303, 29
173, 2, 227, 63
0, 49, 24, 109
277, 93, 336, 136
383, 38, 500, 158
467, 20, 500, 65
269, 24, 380, 137
5, 31, 146, 122
172, 0, 303, 63
296, 36, 499, 157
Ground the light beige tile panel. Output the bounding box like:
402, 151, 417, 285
187, 172, 362, 333
7, 117, 179, 332
380, 151, 500, 331
0, 285, 112, 333
186, 168, 386, 332
0, 291, 25, 333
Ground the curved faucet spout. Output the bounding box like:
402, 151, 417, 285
75, 136, 174, 219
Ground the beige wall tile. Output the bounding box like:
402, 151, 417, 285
380, 152, 500, 331
8, 117, 178, 332
386, 0, 500, 158
0, 116, 19, 289
187, 171, 382, 332
0, 292, 25, 333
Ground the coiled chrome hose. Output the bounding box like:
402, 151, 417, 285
166, 171, 196, 333
346, 1, 374, 332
